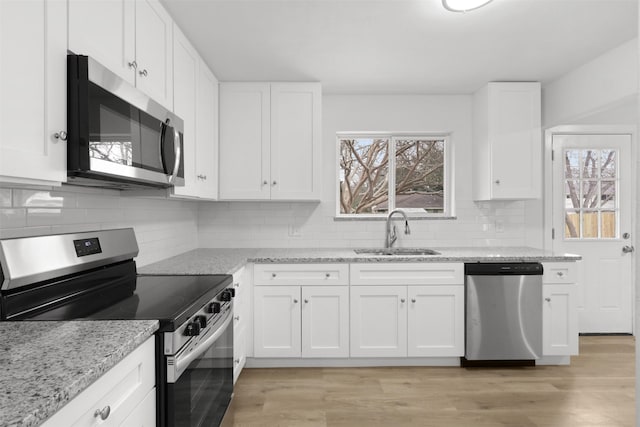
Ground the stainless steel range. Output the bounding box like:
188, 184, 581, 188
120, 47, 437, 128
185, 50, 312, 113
0, 228, 234, 427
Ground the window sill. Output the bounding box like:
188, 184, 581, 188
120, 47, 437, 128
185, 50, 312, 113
334, 215, 457, 221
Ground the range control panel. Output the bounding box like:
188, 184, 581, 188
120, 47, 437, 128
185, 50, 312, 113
73, 237, 102, 257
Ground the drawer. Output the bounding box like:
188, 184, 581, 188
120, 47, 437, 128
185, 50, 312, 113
542, 262, 577, 284
42, 337, 155, 427
351, 263, 464, 285
254, 264, 349, 286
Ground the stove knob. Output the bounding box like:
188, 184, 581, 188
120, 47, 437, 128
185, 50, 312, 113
195, 315, 207, 329
227, 288, 236, 298
220, 290, 233, 301
208, 302, 221, 313
184, 321, 201, 336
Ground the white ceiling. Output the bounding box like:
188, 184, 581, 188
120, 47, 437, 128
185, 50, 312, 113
161, 0, 638, 94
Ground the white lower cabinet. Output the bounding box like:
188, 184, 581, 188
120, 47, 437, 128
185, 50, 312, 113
42, 336, 156, 427
254, 285, 349, 358
233, 266, 250, 383
542, 262, 579, 356
350, 285, 464, 358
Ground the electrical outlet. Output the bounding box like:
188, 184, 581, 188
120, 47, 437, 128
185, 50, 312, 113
288, 225, 302, 237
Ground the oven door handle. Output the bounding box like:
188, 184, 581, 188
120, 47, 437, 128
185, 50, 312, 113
167, 310, 233, 383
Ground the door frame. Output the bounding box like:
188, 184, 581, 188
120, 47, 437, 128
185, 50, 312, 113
543, 124, 637, 334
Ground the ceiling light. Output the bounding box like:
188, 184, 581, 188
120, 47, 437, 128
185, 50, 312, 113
442, 0, 493, 12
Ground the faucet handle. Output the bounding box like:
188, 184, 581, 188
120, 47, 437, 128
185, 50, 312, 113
404, 220, 411, 235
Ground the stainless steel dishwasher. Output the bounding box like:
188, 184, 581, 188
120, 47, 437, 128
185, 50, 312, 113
463, 262, 543, 366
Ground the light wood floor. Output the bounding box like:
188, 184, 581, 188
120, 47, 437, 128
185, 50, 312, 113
222, 336, 635, 427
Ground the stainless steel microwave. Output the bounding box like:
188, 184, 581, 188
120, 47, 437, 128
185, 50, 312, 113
67, 54, 184, 189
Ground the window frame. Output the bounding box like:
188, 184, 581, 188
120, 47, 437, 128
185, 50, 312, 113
335, 131, 454, 219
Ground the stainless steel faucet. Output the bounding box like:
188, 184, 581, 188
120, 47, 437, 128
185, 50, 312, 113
385, 208, 411, 248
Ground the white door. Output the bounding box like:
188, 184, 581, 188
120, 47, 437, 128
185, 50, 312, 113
407, 285, 464, 357
551, 133, 634, 333
301, 286, 349, 358
253, 286, 301, 357
350, 286, 407, 357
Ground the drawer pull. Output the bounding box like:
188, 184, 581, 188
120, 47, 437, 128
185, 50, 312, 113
234, 315, 240, 321
272, 273, 277, 278
556, 272, 565, 277
325, 273, 330, 278
94, 406, 111, 420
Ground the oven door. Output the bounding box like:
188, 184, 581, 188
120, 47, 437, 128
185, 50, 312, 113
166, 307, 233, 427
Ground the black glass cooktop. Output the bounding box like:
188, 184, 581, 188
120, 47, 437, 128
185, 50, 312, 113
88, 274, 232, 332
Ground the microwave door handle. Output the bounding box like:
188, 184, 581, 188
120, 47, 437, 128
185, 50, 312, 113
159, 120, 169, 174
168, 309, 233, 383
168, 127, 181, 184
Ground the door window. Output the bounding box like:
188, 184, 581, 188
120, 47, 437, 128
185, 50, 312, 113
563, 149, 618, 239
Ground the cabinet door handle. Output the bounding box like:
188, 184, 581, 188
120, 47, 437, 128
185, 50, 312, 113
234, 282, 240, 288
556, 272, 565, 277
293, 299, 298, 304
234, 315, 240, 321
271, 273, 277, 278
494, 179, 501, 185
139, 68, 148, 77
128, 60, 137, 69
94, 406, 111, 420
400, 298, 406, 303
304, 299, 309, 304
234, 358, 240, 365
272, 180, 277, 186
545, 297, 551, 302
53, 131, 67, 141
411, 298, 416, 303
262, 180, 268, 185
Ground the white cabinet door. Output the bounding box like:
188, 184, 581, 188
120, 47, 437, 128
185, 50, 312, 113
119, 387, 156, 427
195, 61, 219, 199
473, 82, 541, 200
134, 0, 173, 109
68, 0, 136, 85
171, 25, 198, 198
0, 0, 67, 185
219, 83, 271, 200
350, 286, 407, 357
254, 286, 301, 357
543, 284, 579, 356
407, 285, 464, 357
270, 83, 321, 200
301, 286, 349, 358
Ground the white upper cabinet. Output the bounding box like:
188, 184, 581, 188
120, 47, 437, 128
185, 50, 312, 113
68, 0, 173, 110
194, 60, 219, 200
0, 0, 68, 186
219, 82, 322, 201
472, 82, 542, 200
171, 25, 198, 198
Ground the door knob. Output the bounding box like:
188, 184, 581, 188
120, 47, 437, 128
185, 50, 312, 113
622, 245, 635, 254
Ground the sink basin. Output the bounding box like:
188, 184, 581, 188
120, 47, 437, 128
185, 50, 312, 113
354, 248, 441, 256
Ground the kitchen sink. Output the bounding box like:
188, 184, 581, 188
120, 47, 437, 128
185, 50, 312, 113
354, 248, 441, 256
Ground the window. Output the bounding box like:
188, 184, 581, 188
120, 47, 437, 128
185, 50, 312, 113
337, 134, 452, 217
563, 148, 618, 239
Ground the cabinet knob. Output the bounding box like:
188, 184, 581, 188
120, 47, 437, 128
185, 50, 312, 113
494, 179, 501, 185
94, 406, 111, 421
234, 358, 240, 365
128, 60, 137, 69
263, 180, 268, 185
304, 299, 309, 304
400, 298, 406, 303
411, 298, 416, 303
53, 131, 67, 141
234, 315, 240, 321
234, 282, 240, 288
197, 174, 207, 180
139, 69, 148, 77
293, 299, 298, 304
325, 273, 330, 278
556, 272, 564, 277
272, 180, 277, 186
545, 297, 551, 302
271, 273, 277, 278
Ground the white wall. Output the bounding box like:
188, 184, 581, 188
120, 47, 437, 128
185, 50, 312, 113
198, 94, 530, 248
0, 185, 199, 267
543, 38, 638, 128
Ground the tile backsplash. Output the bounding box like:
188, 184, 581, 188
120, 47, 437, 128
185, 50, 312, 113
0, 185, 198, 267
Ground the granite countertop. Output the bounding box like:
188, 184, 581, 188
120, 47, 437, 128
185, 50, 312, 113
138, 247, 582, 275
0, 320, 158, 427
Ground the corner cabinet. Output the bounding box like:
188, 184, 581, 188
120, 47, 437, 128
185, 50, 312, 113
41, 337, 156, 427
219, 82, 322, 201
350, 263, 465, 358
170, 24, 219, 200
0, 0, 68, 186
472, 82, 542, 200
68, 0, 174, 110
542, 262, 579, 356
253, 264, 350, 358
